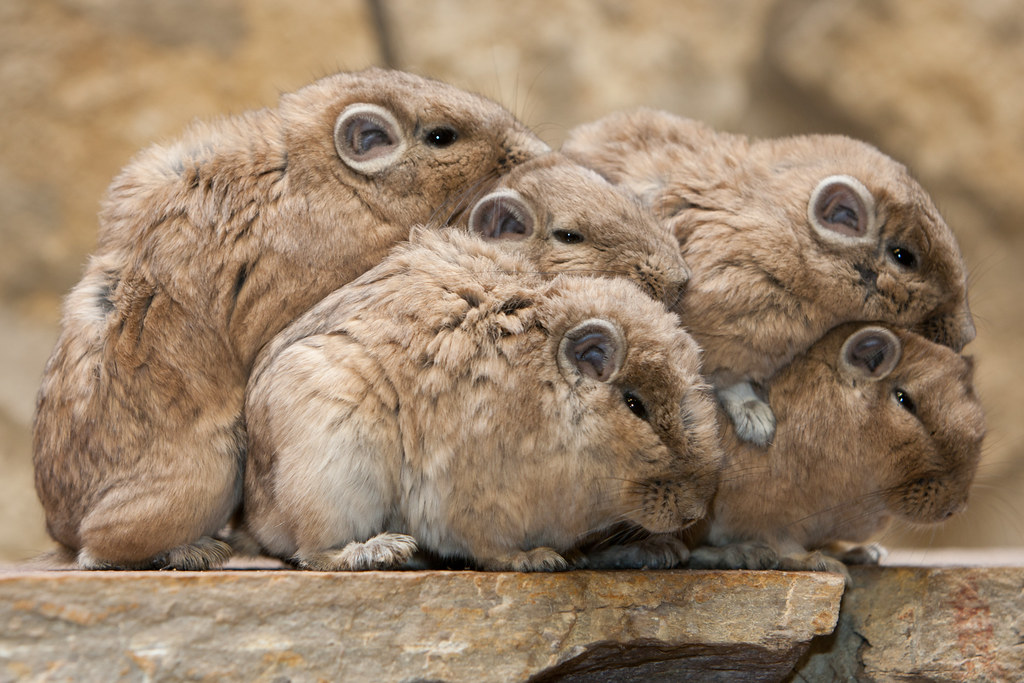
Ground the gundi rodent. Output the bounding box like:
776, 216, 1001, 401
32, 67, 983, 573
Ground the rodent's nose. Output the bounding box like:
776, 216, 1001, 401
639, 263, 690, 309
664, 265, 691, 310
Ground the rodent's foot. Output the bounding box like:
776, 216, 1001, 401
687, 541, 779, 570
162, 536, 233, 570
777, 551, 852, 585
580, 534, 689, 569
830, 542, 887, 566
77, 536, 233, 570
295, 533, 418, 571
717, 381, 776, 447
481, 547, 570, 572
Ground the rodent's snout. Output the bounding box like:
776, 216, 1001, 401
915, 309, 976, 353
634, 261, 690, 309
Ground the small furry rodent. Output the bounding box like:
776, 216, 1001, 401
242, 228, 722, 571
32, 67, 550, 570
563, 109, 976, 445
454, 151, 691, 306
686, 323, 985, 578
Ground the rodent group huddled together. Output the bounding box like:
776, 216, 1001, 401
32, 68, 985, 577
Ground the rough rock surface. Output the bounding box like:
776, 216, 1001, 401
794, 565, 1024, 681
0, 568, 843, 682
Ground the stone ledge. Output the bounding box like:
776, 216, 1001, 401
794, 564, 1024, 682
1, 568, 843, 682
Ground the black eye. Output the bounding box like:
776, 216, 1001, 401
553, 230, 585, 244
424, 126, 458, 147
894, 388, 917, 414
623, 391, 648, 420
889, 245, 918, 270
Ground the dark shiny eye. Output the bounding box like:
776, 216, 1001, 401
889, 245, 918, 270
894, 388, 916, 414
553, 230, 585, 244
623, 391, 648, 420
424, 126, 458, 147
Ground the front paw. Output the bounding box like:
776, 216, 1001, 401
580, 534, 689, 569
777, 551, 852, 584
687, 541, 779, 570
294, 532, 418, 571
829, 542, 887, 566
480, 547, 570, 572
717, 381, 776, 446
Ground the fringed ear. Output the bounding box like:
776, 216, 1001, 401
334, 103, 407, 175
468, 189, 536, 241
558, 318, 626, 383
808, 175, 878, 245
839, 325, 902, 380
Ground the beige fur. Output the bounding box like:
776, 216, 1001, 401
563, 109, 975, 445
454, 152, 691, 306
243, 228, 721, 571
686, 323, 985, 579
32, 68, 550, 570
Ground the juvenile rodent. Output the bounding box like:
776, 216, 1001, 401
686, 322, 985, 577
451, 151, 691, 306
563, 109, 975, 445
242, 228, 722, 571
32, 67, 550, 570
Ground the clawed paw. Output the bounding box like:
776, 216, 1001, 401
482, 547, 569, 572
687, 541, 779, 570
777, 551, 852, 584
580, 534, 690, 569
295, 532, 418, 571
717, 381, 776, 446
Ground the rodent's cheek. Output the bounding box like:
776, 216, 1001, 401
886, 476, 967, 523
876, 271, 911, 308
625, 477, 709, 534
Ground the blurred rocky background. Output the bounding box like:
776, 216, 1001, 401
2, 0, 1022, 561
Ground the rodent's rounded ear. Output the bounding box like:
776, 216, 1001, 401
334, 103, 407, 175
558, 318, 626, 383
808, 175, 878, 245
468, 189, 536, 241
839, 326, 902, 381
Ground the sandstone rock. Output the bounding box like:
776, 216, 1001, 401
0, 568, 843, 682
794, 565, 1024, 681
771, 0, 1024, 229
383, 0, 779, 142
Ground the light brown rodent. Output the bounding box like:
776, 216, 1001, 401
686, 323, 985, 578
242, 228, 722, 571
563, 109, 975, 445
452, 151, 691, 305
32, 67, 550, 570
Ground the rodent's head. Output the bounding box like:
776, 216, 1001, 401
545, 277, 721, 534
822, 324, 985, 525
773, 136, 975, 352
462, 153, 691, 308
280, 67, 549, 226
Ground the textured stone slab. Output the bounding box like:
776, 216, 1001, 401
794, 566, 1024, 681
0, 569, 842, 682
